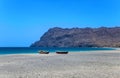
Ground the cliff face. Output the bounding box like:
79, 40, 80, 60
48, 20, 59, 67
30, 27, 120, 47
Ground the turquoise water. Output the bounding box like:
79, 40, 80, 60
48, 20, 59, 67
0, 47, 115, 55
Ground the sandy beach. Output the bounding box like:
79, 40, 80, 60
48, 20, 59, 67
0, 50, 120, 78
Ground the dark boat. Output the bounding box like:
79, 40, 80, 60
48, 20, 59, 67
56, 51, 68, 54
38, 50, 49, 54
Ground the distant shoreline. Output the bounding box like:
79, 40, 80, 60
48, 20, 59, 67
0, 48, 119, 56
0, 47, 116, 55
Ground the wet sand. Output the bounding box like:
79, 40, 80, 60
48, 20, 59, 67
0, 50, 120, 78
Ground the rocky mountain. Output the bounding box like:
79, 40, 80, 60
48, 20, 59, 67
30, 27, 120, 47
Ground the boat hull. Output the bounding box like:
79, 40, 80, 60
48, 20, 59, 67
39, 51, 49, 54
56, 52, 68, 54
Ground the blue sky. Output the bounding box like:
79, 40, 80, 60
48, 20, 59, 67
0, 0, 120, 47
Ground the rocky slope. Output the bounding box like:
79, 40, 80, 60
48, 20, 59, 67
30, 27, 120, 47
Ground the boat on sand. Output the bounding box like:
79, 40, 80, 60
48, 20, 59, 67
38, 50, 49, 54
56, 51, 68, 54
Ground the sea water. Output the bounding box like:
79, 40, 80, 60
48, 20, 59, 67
0, 47, 115, 55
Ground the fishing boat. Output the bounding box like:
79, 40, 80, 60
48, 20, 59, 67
56, 51, 68, 54
38, 50, 49, 54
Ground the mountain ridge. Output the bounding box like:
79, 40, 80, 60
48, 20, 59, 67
30, 27, 120, 47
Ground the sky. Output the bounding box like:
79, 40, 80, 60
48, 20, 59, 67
0, 0, 120, 47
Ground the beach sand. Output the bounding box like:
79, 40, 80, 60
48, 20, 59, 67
0, 50, 120, 78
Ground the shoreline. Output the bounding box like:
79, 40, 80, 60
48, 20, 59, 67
0, 47, 119, 56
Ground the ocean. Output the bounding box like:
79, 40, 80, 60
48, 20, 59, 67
0, 47, 115, 55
